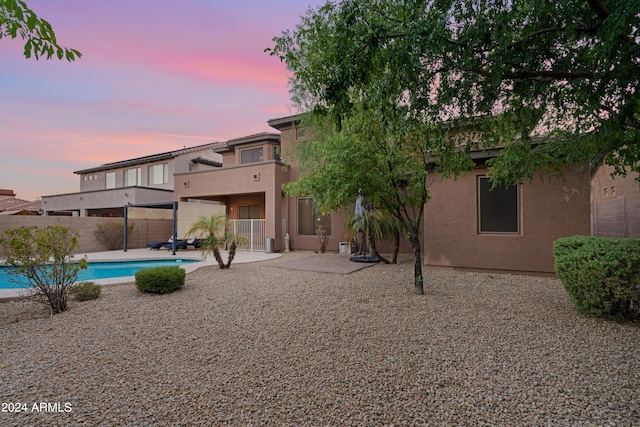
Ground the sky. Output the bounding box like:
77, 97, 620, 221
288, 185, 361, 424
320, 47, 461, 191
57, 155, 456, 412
0, 0, 325, 201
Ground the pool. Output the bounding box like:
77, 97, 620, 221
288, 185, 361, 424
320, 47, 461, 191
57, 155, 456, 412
0, 259, 198, 289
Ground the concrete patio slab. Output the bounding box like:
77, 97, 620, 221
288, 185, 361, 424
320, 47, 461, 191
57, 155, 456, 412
270, 252, 378, 274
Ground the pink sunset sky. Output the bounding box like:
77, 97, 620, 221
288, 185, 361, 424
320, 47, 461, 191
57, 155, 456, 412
0, 0, 325, 201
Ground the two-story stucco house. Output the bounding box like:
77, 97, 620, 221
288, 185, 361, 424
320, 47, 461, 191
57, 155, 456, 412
38, 115, 638, 275
41, 142, 225, 217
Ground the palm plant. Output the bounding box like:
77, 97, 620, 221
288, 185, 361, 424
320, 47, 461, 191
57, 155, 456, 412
186, 214, 246, 269
345, 205, 400, 264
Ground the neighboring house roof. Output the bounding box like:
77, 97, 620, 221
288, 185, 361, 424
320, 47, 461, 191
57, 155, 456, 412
227, 132, 280, 146
191, 156, 223, 167
267, 114, 301, 130
0, 196, 41, 215
73, 141, 228, 174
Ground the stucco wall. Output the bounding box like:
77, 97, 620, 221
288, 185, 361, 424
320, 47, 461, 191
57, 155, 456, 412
424, 166, 592, 273
0, 216, 172, 257
591, 165, 640, 238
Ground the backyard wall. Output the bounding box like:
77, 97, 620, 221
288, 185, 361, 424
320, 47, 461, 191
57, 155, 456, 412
0, 216, 173, 257
591, 165, 640, 238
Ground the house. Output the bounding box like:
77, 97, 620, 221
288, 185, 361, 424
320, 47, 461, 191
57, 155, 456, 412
41, 142, 225, 217
267, 114, 639, 274
173, 132, 287, 251
37, 115, 638, 274
0, 189, 42, 215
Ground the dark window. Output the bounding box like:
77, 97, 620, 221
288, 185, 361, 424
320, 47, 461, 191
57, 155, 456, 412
238, 205, 261, 219
240, 147, 263, 164
297, 198, 331, 235
478, 176, 519, 233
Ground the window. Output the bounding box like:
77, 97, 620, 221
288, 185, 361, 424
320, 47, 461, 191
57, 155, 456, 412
240, 147, 263, 164
238, 205, 261, 219
148, 163, 168, 185
478, 176, 519, 233
273, 146, 281, 162
125, 168, 141, 186
105, 172, 116, 189
297, 198, 331, 235
295, 127, 306, 139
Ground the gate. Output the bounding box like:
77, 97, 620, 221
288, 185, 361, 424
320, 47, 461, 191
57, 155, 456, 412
229, 219, 266, 252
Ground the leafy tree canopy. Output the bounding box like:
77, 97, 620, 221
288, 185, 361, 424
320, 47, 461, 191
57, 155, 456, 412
1, 0, 81, 60
270, 0, 639, 183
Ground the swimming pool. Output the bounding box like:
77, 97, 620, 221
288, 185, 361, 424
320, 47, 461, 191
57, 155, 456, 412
0, 259, 198, 289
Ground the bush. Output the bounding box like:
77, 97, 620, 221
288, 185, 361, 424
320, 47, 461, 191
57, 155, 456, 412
135, 266, 186, 294
0, 224, 87, 314
554, 236, 640, 320
94, 222, 134, 250
69, 281, 102, 301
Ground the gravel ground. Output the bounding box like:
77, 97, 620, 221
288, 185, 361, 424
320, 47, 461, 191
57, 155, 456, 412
1, 251, 639, 426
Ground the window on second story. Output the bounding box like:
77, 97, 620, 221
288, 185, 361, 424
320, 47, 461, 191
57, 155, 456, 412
106, 172, 116, 189
125, 168, 141, 186
148, 163, 168, 185
273, 146, 281, 162
240, 147, 263, 164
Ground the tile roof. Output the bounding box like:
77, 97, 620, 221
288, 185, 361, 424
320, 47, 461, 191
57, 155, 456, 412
0, 197, 41, 214
73, 141, 228, 174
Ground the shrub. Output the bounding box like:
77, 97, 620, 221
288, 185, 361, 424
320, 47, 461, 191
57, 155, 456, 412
0, 224, 87, 314
554, 236, 640, 320
69, 281, 102, 301
135, 266, 185, 294
94, 222, 134, 250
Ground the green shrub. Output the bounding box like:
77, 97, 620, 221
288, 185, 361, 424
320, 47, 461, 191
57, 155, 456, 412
135, 266, 186, 294
69, 281, 102, 301
554, 236, 640, 320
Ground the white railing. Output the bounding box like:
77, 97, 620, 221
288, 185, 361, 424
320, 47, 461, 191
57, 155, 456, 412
229, 219, 266, 252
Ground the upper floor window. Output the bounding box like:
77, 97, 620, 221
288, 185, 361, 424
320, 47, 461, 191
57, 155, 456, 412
273, 146, 281, 162
240, 147, 263, 164
477, 176, 519, 233
295, 127, 306, 140
105, 172, 116, 189
297, 197, 331, 235
148, 163, 168, 185
125, 168, 141, 186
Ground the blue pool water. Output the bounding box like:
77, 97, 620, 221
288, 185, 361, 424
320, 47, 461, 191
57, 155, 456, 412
0, 259, 197, 289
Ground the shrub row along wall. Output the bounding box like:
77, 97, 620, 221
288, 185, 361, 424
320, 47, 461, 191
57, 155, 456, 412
0, 216, 173, 257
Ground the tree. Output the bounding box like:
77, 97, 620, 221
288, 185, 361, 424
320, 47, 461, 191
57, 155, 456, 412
282, 107, 473, 294
1, 0, 82, 60
269, 0, 639, 294
1, 224, 87, 314
269, 0, 639, 183
186, 215, 246, 269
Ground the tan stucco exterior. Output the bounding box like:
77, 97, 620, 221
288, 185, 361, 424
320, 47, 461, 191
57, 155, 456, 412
424, 165, 592, 273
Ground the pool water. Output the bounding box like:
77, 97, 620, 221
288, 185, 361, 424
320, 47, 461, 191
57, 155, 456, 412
0, 259, 198, 289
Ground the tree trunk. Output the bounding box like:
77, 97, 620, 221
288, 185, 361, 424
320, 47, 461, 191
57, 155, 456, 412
409, 234, 424, 295
225, 241, 237, 269
213, 246, 226, 269
392, 230, 400, 264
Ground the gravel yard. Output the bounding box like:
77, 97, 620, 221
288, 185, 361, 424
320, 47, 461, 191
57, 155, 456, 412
1, 251, 639, 426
